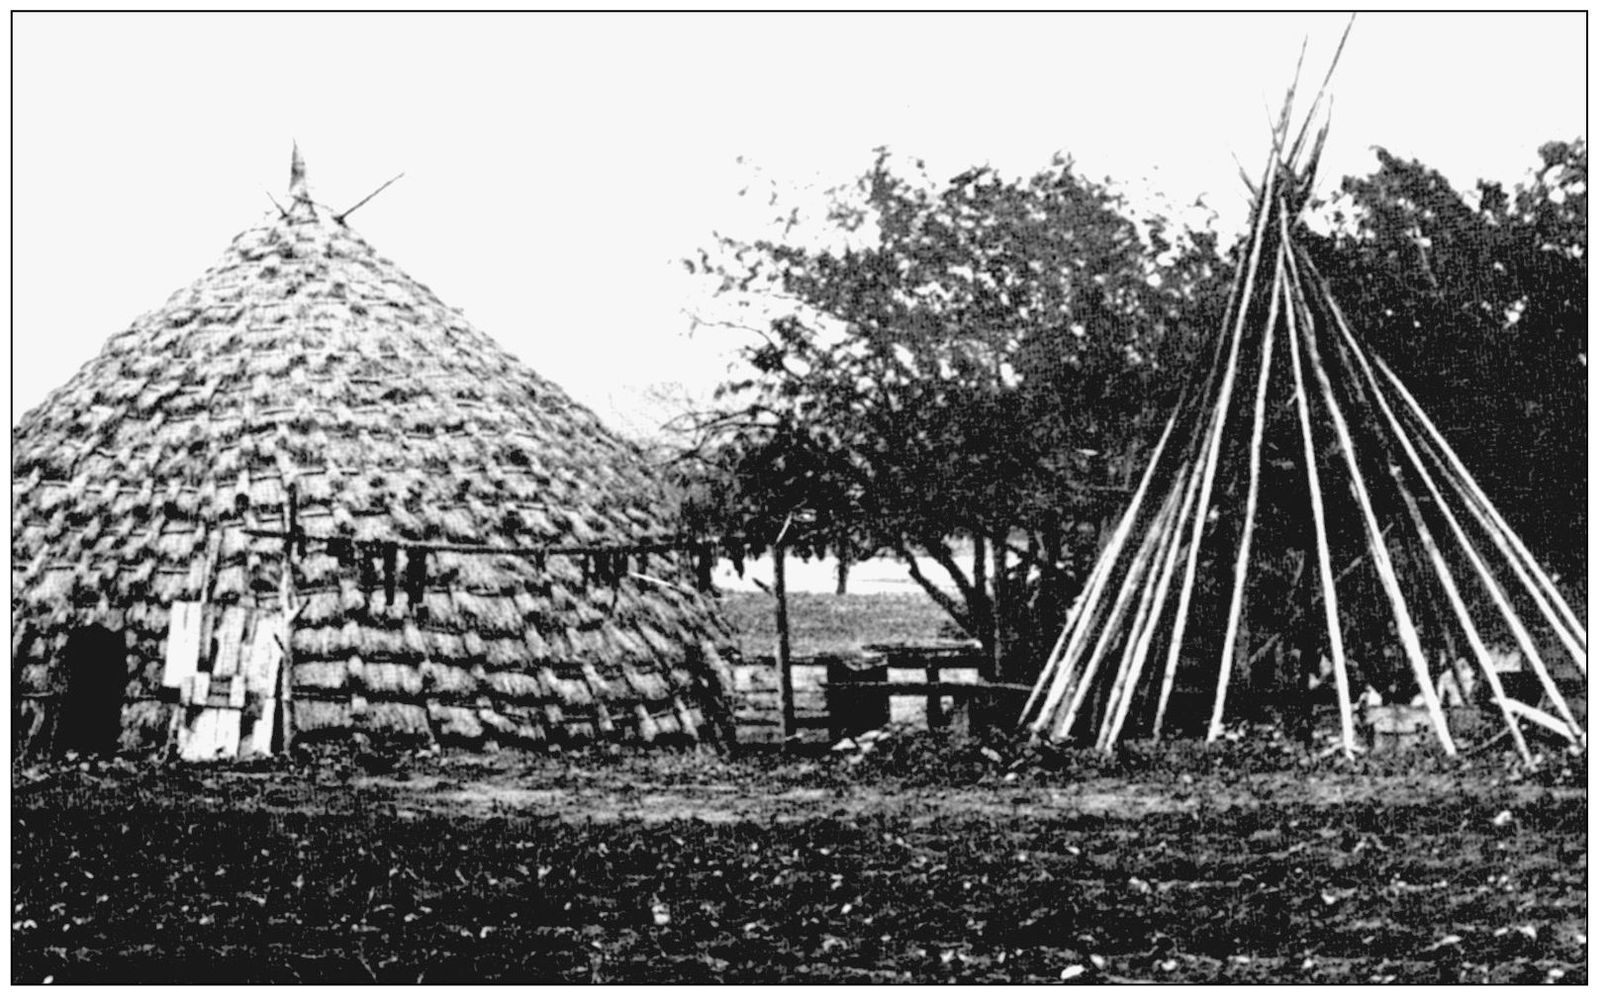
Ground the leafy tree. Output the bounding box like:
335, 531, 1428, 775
683, 152, 1228, 680
1311, 140, 1586, 583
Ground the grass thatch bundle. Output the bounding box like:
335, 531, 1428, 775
12, 150, 735, 756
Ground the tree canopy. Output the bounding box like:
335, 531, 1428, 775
681, 152, 1228, 679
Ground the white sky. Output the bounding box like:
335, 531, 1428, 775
8, 12, 1586, 439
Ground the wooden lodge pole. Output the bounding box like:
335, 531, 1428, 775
1283, 233, 1456, 757
277, 483, 299, 755
1279, 253, 1356, 757
1150, 443, 1214, 739
773, 541, 795, 749
1207, 258, 1285, 742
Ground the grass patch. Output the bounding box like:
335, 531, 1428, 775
719, 591, 954, 657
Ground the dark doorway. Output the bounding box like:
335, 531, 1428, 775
58, 625, 128, 757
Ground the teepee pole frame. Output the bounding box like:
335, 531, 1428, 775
1277, 247, 1357, 758
1284, 227, 1457, 757
1206, 253, 1286, 742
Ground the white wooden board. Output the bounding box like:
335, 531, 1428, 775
162, 601, 204, 688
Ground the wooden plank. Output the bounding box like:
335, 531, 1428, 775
162, 601, 205, 688
208, 702, 243, 759
240, 614, 284, 758
211, 605, 250, 677
1504, 699, 1572, 739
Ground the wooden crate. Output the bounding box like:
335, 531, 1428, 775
1367, 703, 1431, 753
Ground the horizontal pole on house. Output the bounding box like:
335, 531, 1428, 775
824, 681, 1034, 698
241, 528, 760, 558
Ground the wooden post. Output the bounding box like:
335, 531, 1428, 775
773, 542, 794, 749
990, 533, 1008, 682
277, 483, 298, 754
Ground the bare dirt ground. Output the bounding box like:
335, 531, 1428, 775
12, 738, 1587, 983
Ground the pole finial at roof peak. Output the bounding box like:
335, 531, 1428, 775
289, 142, 310, 203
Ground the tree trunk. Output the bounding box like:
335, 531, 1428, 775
972, 532, 994, 665
834, 540, 850, 596
991, 531, 1009, 682
1038, 518, 1063, 665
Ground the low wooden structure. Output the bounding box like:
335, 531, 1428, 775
729, 641, 1018, 746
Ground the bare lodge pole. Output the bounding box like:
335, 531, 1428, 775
1150, 448, 1214, 738
1280, 252, 1356, 757
1207, 258, 1285, 742
773, 542, 795, 749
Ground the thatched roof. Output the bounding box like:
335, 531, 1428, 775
13, 150, 734, 753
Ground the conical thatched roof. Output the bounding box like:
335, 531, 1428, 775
13, 150, 734, 754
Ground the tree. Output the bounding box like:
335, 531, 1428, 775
1310, 140, 1586, 583
683, 152, 1228, 681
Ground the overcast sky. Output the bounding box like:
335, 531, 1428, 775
9, 12, 1585, 439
